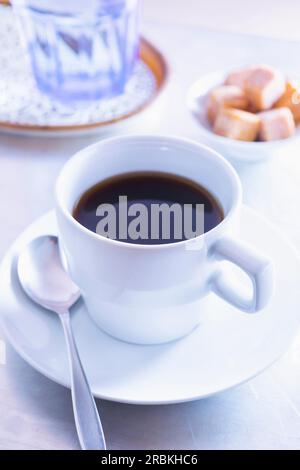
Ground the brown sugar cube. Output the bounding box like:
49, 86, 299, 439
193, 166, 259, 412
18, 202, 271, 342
275, 81, 300, 123
213, 108, 260, 141
258, 107, 295, 141
244, 65, 286, 111
206, 85, 249, 123
225, 66, 256, 89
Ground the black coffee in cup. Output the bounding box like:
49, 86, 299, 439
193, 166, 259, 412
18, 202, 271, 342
73, 171, 223, 245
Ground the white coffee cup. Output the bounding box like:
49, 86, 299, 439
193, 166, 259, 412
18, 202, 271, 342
56, 135, 274, 345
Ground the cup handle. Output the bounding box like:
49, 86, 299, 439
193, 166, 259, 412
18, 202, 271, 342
210, 236, 274, 313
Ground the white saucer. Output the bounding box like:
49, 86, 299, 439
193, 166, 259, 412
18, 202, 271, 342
1, 207, 300, 405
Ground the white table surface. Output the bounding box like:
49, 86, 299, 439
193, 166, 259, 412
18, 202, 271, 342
143, 0, 300, 41
1, 22, 300, 450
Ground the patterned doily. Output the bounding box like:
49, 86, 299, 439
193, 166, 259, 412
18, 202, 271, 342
0, 5, 156, 128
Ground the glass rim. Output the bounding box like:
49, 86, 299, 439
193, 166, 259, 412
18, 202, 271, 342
11, 0, 139, 18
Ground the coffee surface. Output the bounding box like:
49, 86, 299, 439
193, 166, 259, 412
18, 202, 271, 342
73, 172, 223, 245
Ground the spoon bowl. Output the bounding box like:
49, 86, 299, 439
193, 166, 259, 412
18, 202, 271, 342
18, 235, 80, 313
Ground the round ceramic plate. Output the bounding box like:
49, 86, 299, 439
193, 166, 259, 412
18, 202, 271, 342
0, 3, 168, 136
1, 206, 300, 404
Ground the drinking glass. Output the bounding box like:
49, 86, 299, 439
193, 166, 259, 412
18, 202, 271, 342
11, 0, 140, 102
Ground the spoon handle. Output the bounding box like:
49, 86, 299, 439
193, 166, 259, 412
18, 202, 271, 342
59, 310, 106, 450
